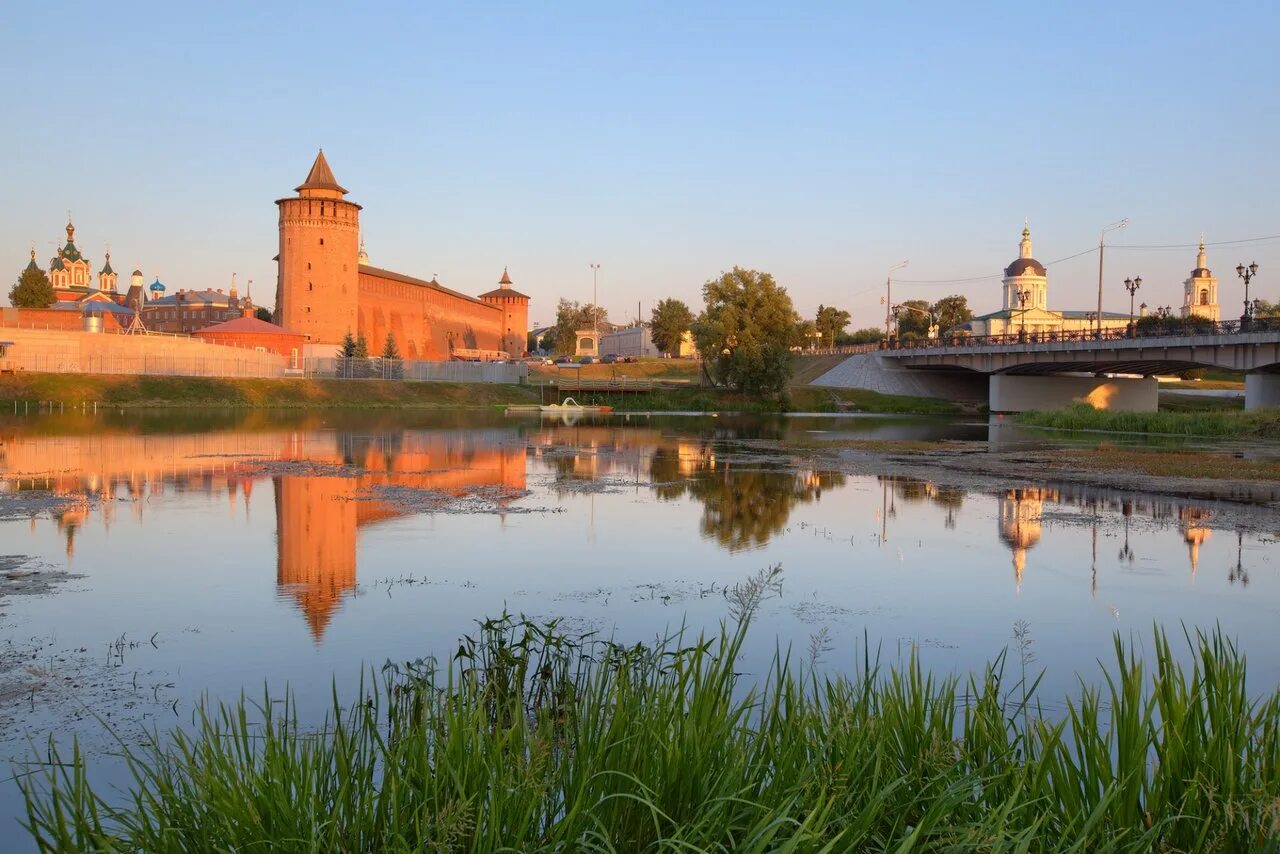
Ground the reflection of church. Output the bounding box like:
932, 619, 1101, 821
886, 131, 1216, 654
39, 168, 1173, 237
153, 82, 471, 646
997, 488, 1056, 586
1178, 506, 1213, 574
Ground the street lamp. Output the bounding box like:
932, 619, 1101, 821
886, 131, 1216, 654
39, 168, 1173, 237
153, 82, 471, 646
1236, 261, 1259, 327
1017, 288, 1032, 334
883, 261, 909, 341
1096, 219, 1129, 335
1124, 276, 1142, 325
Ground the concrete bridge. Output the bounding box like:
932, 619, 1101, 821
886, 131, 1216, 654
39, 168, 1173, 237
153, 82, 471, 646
814, 320, 1280, 412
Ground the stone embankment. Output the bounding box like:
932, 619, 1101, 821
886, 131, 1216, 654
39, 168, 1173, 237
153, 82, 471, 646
811, 353, 986, 402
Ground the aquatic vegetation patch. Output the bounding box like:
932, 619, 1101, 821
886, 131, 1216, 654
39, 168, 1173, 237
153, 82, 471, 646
19, 605, 1280, 850
1017, 402, 1280, 440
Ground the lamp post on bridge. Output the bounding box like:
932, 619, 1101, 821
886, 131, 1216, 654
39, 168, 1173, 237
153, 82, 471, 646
1236, 261, 1259, 330
1017, 289, 1032, 337
1124, 276, 1142, 334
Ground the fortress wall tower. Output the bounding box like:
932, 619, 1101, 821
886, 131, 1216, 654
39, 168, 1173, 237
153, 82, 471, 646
276, 150, 362, 353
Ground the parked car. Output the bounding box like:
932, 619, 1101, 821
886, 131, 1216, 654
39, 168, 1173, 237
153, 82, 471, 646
601, 353, 619, 364
554, 356, 576, 365
579, 356, 596, 365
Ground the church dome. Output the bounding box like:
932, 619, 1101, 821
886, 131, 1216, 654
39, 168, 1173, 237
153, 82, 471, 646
149, 278, 167, 293
1005, 257, 1047, 277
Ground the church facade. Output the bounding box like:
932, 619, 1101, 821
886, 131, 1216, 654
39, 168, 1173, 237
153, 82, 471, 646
960, 226, 1132, 337
274, 151, 529, 360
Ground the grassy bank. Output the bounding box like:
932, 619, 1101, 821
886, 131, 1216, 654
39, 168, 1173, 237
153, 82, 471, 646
1018, 402, 1280, 439
0, 373, 959, 414
21, 610, 1280, 850
0, 374, 542, 409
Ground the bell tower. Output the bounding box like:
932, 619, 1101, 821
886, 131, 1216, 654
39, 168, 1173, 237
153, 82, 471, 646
275, 150, 362, 353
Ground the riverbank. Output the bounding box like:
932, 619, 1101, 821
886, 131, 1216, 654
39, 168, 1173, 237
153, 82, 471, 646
0, 373, 960, 414
0, 374, 544, 409
1016, 402, 1280, 439
19, 614, 1279, 850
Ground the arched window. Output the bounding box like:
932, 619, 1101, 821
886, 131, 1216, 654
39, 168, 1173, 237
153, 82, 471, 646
1199, 289, 1209, 306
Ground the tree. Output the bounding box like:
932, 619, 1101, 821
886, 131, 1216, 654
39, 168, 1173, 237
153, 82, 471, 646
931, 294, 973, 333
650, 298, 694, 356
549, 299, 608, 355
815, 304, 851, 348
526, 330, 539, 354
381, 333, 403, 378
840, 327, 886, 345
354, 331, 370, 360
10, 266, 55, 309
895, 299, 933, 338
254, 307, 273, 323
1255, 299, 1280, 319
690, 267, 799, 395
797, 319, 819, 349
337, 331, 357, 359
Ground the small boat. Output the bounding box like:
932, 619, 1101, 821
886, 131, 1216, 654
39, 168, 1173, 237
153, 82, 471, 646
502, 404, 542, 414
539, 397, 612, 414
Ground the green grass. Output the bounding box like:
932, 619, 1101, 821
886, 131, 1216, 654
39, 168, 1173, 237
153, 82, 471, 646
1018, 402, 1280, 438
0, 374, 542, 409
572, 386, 961, 414
20, 603, 1280, 850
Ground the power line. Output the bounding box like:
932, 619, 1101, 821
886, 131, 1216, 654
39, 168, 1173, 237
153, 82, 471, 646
1110, 234, 1280, 251
890, 232, 1280, 286
895, 246, 1099, 286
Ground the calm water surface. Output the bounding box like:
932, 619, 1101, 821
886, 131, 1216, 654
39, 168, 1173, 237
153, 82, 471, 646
0, 409, 1276, 841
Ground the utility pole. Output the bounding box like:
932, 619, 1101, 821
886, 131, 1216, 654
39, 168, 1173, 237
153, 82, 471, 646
1096, 219, 1128, 336
884, 261, 909, 341
590, 263, 601, 355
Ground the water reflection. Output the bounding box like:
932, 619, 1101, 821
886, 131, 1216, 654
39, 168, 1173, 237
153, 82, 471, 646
0, 416, 1271, 644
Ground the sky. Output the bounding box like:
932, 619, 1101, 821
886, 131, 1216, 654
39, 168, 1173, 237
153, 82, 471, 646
3, 1, 1278, 329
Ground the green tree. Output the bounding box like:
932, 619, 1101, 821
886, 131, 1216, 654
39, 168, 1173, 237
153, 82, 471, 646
10, 265, 55, 309
797, 319, 819, 349
815, 304, 851, 348
354, 331, 370, 360
840, 327, 886, 345
337, 331, 357, 359
691, 267, 799, 395
381, 333, 403, 379
254, 307, 273, 323
550, 299, 608, 355
1255, 299, 1280, 319
650, 298, 694, 356
526, 330, 539, 354
931, 294, 973, 333
895, 299, 934, 338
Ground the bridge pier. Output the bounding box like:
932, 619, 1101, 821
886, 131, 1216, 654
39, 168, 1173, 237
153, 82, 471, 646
1245, 373, 1280, 411
989, 374, 1158, 413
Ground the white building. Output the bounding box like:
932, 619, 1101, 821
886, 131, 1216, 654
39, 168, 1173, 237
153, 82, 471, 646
959, 226, 1131, 337
1180, 240, 1220, 322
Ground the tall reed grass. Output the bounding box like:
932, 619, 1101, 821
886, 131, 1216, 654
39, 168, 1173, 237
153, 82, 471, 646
19, 613, 1280, 850
1017, 401, 1280, 438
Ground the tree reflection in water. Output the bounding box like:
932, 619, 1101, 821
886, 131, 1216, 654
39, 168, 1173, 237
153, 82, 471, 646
652, 443, 845, 551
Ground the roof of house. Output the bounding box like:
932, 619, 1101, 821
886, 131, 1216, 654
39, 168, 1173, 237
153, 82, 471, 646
147, 289, 235, 306
194, 316, 299, 336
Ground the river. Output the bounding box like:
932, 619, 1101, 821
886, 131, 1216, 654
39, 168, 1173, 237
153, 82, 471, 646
0, 408, 1276, 844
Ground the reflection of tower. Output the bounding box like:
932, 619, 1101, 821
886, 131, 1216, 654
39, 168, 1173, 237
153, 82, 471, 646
997, 488, 1046, 587
273, 475, 358, 641
1177, 506, 1213, 576
1228, 530, 1248, 586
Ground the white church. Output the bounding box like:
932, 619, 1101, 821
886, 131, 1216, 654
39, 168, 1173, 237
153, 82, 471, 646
958, 226, 1219, 337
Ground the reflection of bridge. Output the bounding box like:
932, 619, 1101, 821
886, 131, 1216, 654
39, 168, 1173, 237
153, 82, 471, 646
825, 322, 1280, 411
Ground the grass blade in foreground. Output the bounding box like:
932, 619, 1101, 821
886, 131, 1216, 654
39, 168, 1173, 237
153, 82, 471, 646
18, 613, 1280, 851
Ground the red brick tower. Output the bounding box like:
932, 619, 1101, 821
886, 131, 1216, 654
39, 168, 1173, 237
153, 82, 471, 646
275, 150, 362, 353
479, 267, 531, 358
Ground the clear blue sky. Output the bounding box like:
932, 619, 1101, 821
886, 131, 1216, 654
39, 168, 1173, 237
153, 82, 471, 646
4, 1, 1277, 328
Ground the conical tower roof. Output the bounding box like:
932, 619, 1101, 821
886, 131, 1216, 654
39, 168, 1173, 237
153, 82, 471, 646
295, 149, 348, 195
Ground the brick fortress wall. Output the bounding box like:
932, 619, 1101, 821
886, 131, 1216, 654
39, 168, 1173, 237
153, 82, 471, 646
357, 267, 503, 361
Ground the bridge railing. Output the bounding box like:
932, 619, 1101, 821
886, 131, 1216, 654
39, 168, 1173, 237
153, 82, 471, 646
880, 317, 1280, 351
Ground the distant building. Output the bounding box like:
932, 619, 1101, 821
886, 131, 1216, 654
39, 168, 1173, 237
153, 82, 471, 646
600, 325, 656, 358
957, 226, 1132, 337
142, 275, 255, 333
1180, 240, 1220, 322
193, 316, 305, 368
